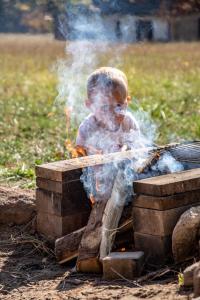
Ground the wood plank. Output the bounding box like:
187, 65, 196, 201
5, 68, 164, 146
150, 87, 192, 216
133, 189, 200, 210
35, 149, 147, 182
36, 188, 91, 216
133, 168, 200, 196
36, 211, 90, 240
134, 232, 172, 265
36, 177, 83, 194
100, 170, 128, 259
55, 227, 85, 264
132, 202, 200, 236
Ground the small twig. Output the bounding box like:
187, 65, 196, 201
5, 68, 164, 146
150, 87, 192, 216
110, 267, 142, 287
137, 267, 171, 284
0, 234, 55, 257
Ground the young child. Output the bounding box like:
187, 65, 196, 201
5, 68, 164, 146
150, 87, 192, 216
76, 67, 140, 201
76, 67, 140, 155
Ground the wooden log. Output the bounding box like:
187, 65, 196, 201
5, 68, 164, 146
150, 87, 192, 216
55, 227, 85, 264
99, 170, 128, 259
133, 168, 200, 196
76, 168, 132, 273
55, 217, 133, 264
76, 199, 108, 273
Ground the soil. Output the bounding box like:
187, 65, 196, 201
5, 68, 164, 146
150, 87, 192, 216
0, 186, 194, 300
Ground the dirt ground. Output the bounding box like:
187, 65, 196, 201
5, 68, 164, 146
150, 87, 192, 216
0, 186, 194, 300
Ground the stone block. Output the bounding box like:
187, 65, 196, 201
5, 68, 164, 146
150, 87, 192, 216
134, 232, 171, 265
102, 251, 144, 280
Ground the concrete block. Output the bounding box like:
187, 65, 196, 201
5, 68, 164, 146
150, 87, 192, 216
134, 232, 171, 265
133, 203, 200, 236
133, 168, 200, 196
36, 188, 91, 216
102, 251, 144, 280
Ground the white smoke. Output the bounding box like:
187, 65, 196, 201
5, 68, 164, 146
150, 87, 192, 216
55, 14, 109, 126
55, 6, 183, 203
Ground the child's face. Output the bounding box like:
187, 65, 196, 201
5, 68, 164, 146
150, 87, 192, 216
87, 87, 130, 129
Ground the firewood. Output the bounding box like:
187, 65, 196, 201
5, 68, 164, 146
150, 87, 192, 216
76, 167, 134, 273
76, 199, 108, 273
55, 216, 133, 265
100, 170, 128, 259
55, 227, 85, 264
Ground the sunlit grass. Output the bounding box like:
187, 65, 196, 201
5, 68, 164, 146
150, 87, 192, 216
0, 35, 200, 188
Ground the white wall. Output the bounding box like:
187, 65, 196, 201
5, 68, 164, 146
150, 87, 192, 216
153, 18, 169, 41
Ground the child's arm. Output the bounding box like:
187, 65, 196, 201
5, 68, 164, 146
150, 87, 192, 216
76, 118, 103, 156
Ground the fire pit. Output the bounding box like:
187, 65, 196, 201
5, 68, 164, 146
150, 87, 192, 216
35, 143, 200, 276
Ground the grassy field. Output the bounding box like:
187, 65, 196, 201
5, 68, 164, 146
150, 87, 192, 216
0, 34, 200, 188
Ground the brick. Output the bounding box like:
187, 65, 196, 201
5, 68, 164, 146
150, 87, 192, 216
133, 189, 200, 210
132, 203, 200, 236
36, 188, 91, 216
36, 177, 83, 194
36, 211, 90, 240
133, 168, 200, 196
102, 251, 144, 280
134, 232, 172, 265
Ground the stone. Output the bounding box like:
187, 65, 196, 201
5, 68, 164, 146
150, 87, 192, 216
172, 206, 200, 262
183, 262, 200, 287
194, 266, 200, 298
102, 251, 144, 280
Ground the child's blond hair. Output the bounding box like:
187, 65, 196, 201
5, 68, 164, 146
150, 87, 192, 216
87, 67, 128, 100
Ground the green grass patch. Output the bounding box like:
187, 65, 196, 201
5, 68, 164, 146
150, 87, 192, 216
0, 36, 200, 188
